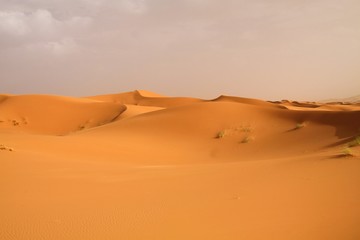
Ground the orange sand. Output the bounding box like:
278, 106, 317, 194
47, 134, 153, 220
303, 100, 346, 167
1, 90, 360, 240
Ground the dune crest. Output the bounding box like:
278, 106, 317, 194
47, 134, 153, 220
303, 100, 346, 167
88, 90, 203, 108
212, 95, 286, 109
136, 89, 166, 98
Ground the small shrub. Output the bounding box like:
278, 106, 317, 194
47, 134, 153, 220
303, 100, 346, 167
21, 117, 28, 125
0, 144, 13, 152
242, 126, 252, 133
12, 120, 20, 126
342, 147, 353, 157
348, 136, 360, 147
240, 136, 252, 143
217, 124, 254, 139
235, 125, 252, 133
216, 130, 226, 139
295, 122, 305, 130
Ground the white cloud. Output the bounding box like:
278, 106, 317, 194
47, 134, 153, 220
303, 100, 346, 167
30, 9, 59, 33
26, 38, 79, 56
0, 9, 86, 37
120, 0, 147, 14
0, 11, 30, 35
0, 7, 92, 54
46, 38, 78, 55
65, 16, 93, 28
80, 0, 105, 7
0, 9, 61, 36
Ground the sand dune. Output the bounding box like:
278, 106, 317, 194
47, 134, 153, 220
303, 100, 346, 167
270, 99, 360, 112
321, 94, 360, 104
88, 90, 203, 108
0, 95, 8, 103
72, 100, 360, 163
0, 94, 126, 135
1, 91, 360, 240
116, 104, 165, 120
213, 95, 286, 109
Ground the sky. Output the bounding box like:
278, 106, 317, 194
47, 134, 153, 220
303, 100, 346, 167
0, 0, 359, 101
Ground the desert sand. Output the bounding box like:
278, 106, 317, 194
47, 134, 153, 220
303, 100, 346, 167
1, 90, 360, 240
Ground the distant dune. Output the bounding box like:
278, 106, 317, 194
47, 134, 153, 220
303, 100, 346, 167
1, 90, 360, 240
320, 94, 360, 104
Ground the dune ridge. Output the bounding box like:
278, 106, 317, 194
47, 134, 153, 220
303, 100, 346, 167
88, 90, 203, 107
212, 95, 286, 109
321, 94, 360, 104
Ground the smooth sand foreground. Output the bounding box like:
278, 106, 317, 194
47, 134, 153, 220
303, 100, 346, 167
1, 90, 360, 240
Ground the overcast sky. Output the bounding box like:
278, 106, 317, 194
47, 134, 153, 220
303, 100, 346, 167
0, 0, 359, 100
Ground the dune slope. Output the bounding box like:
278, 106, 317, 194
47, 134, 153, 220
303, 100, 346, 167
0, 94, 126, 135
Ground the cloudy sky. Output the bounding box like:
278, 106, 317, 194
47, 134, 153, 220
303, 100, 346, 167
0, 0, 359, 100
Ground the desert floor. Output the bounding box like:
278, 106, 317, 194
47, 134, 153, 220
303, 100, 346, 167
1, 90, 360, 240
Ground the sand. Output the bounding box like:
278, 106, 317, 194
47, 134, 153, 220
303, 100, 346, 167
1, 90, 360, 240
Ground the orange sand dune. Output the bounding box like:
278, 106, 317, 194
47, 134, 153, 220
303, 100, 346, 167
212, 95, 286, 109
321, 95, 360, 104
1, 91, 360, 240
271, 99, 360, 111
117, 104, 165, 119
88, 90, 203, 108
71, 101, 360, 163
0, 94, 126, 135
317, 104, 360, 111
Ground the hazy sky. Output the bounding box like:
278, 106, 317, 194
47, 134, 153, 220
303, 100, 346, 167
0, 0, 359, 100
